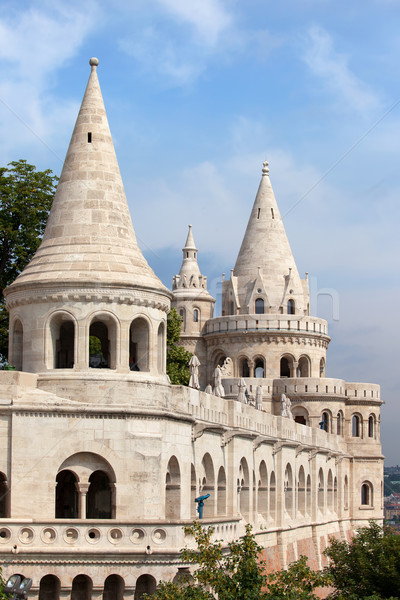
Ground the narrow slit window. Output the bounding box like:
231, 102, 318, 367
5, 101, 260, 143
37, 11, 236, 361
271, 208, 274, 219
88, 132, 92, 143
257, 208, 261, 219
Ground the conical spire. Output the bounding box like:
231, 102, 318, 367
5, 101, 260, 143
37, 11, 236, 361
232, 161, 307, 312
7, 58, 167, 294
172, 225, 213, 296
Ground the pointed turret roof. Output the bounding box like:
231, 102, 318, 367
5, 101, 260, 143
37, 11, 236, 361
233, 161, 306, 312
7, 58, 168, 295
178, 225, 201, 281
172, 225, 214, 301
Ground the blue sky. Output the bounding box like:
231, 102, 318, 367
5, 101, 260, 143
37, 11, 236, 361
0, 0, 399, 464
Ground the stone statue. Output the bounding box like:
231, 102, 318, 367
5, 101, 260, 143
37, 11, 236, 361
220, 357, 233, 377
204, 384, 212, 394
212, 366, 225, 397
280, 393, 293, 419
237, 378, 247, 403
255, 385, 263, 410
189, 355, 200, 389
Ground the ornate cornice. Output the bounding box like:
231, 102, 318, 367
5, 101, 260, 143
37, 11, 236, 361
205, 330, 330, 348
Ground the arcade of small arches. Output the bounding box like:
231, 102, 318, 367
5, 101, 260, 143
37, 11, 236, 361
34, 572, 156, 600
9, 312, 166, 373
318, 411, 378, 439
211, 352, 325, 379
178, 306, 201, 331
228, 298, 300, 316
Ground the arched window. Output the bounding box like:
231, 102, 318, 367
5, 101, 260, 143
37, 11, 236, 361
71, 575, 92, 600
165, 456, 181, 519
368, 415, 375, 438
255, 298, 264, 314
337, 412, 343, 435
254, 357, 265, 378
179, 308, 186, 332
50, 314, 75, 369
193, 308, 199, 323
287, 299, 295, 314
321, 411, 330, 432
318, 468, 324, 512
157, 322, 165, 373
217, 467, 227, 516
298, 466, 306, 516
361, 482, 373, 506
10, 319, 23, 371
352, 415, 361, 437
103, 575, 124, 600
280, 356, 291, 377
191, 464, 197, 518
297, 356, 310, 377
201, 453, 215, 518
306, 475, 311, 516
238, 458, 250, 521
229, 301, 235, 315
239, 357, 250, 378
0, 473, 10, 518
39, 575, 60, 600
87, 470, 112, 519
269, 471, 276, 522
284, 463, 293, 516
327, 470, 334, 511
55, 470, 79, 519
134, 575, 156, 600
129, 317, 150, 372
258, 461, 268, 519
319, 358, 325, 377
344, 475, 349, 510
89, 315, 117, 369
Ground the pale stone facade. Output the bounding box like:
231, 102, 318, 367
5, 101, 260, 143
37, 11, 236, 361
0, 59, 383, 599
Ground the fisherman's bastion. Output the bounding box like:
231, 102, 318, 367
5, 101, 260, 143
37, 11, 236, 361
0, 58, 383, 599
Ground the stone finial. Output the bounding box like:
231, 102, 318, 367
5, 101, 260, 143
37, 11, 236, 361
262, 160, 269, 176
89, 57, 99, 68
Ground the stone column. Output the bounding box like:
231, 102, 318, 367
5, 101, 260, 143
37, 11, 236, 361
249, 360, 255, 378
292, 360, 298, 378
76, 482, 90, 518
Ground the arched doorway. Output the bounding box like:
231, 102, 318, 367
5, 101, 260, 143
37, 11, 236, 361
11, 319, 23, 370
165, 456, 181, 519
103, 575, 125, 600
71, 575, 92, 600
87, 470, 112, 519
39, 575, 60, 600
217, 467, 226, 516
55, 470, 79, 518
135, 575, 156, 599
129, 318, 150, 371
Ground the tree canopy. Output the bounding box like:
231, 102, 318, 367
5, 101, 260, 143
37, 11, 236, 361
0, 160, 58, 361
166, 307, 192, 385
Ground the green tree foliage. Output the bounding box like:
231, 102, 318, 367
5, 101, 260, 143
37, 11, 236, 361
0, 567, 8, 600
0, 160, 58, 361
324, 520, 400, 600
166, 308, 192, 385
145, 522, 328, 600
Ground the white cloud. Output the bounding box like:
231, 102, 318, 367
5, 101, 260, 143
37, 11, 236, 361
303, 26, 382, 116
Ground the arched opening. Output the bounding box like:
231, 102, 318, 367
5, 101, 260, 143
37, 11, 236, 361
361, 482, 373, 506
238, 458, 250, 521
157, 322, 165, 373
103, 575, 125, 600
344, 476, 349, 510
255, 298, 264, 314
179, 308, 186, 332
269, 471, 276, 522
55, 470, 79, 518
318, 468, 324, 512
293, 406, 309, 426
337, 412, 343, 436
50, 314, 75, 369
201, 453, 215, 517
217, 467, 226, 516
165, 456, 181, 519
321, 411, 330, 432
229, 301, 235, 315
239, 357, 250, 378
368, 415, 375, 438
129, 317, 150, 372
334, 477, 338, 513
89, 316, 117, 369
254, 357, 265, 378
287, 299, 295, 314
306, 475, 311, 516
193, 308, 200, 323
298, 466, 305, 516
71, 575, 92, 600
191, 464, 197, 518
297, 356, 310, 377
0, 472, 10, 518
258, 461, 268, 519
11, 319, 23, 371
39, 575, 60, 600
327, 470, 334, 511
319, 358, 325, 377
284, 463, 293, 516
135, 575, 156, 599
87, 470, 112, 519
252, 471, 257, 516
280, 356, 293, 377
352, 414, 361, 437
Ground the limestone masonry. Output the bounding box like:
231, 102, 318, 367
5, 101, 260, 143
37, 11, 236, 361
0, 58, 383, 599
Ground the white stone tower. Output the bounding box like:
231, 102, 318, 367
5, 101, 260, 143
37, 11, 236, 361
5, 58, 171, 379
